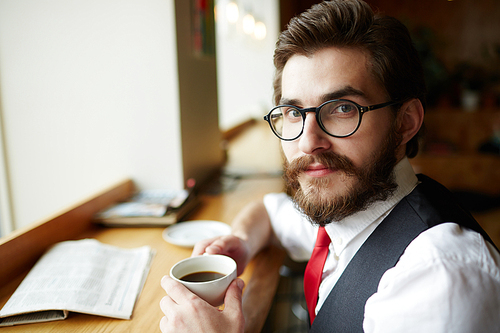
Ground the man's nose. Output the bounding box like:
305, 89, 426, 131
298, 113, 331, 154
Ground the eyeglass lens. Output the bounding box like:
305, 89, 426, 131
269, 100, 360, 140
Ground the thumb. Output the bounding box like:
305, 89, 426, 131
223, 278, 245, 313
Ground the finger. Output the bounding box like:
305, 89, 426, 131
160, 275, 170, 292
192, 236, 220, 256
160, 295, 177, 315
161, 276, 200, 305
204, 235, 241, 256
191, 234, 238, 256
223, 278, 245, 316
159, 316, 168, 333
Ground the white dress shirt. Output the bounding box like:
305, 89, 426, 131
263, 157, 500, 332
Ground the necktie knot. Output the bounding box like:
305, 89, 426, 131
315, 227, 331, 247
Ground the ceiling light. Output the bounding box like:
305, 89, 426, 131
254, 21, 267, 40
226, 1, 239, 23
242, 14, 255, 35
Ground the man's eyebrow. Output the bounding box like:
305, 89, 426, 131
279, 97, 300, 106
279, 86, 366, 106
320, 87, 366, 101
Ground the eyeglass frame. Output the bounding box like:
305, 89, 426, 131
263, 99, 401, 141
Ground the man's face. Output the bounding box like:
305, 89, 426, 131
280, 47, 403, 225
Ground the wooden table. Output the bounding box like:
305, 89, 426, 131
0, 177, 286, 332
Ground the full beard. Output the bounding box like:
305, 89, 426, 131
283, 129, 402, 227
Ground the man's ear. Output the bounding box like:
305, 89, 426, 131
397, 98, 424, 145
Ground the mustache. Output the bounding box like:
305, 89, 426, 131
284, 151, 357, 182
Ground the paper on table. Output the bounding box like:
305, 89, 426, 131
0, 239, 155, 326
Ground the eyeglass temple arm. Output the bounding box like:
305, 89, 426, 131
363, 100, 400, 114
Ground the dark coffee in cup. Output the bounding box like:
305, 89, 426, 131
180, 271, 225, 282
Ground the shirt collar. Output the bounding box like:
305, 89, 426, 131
324, 157, 418, 255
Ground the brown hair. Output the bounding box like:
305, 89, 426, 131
273, 0, 426, 158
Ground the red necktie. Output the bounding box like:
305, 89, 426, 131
304, 226, 331, 323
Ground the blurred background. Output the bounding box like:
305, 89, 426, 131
284, 0, 500, 111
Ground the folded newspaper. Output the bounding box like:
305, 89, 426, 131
0, 239, 155, 327
93, 188, 199, 227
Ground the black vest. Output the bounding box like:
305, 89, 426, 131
309, 174, 497, 332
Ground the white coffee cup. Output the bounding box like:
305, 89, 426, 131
169, 254, 237, 306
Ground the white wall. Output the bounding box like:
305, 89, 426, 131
0, 0, 183, 230
216, 0, 280, 130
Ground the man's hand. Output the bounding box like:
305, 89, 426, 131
192, 235, 250, 276
192, 200, 274, 277
160, 200, 273, 332
159, 276, 245, 333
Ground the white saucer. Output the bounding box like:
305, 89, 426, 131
162, 220, 231, 247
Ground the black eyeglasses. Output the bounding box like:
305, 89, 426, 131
263, 99, 400, 141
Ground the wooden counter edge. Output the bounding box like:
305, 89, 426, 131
0, 178, 135, 287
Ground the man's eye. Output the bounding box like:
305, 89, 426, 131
286, 109, 302, 118
336, 103, 356, 114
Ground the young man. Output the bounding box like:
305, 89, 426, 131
160, 1, 500, 332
